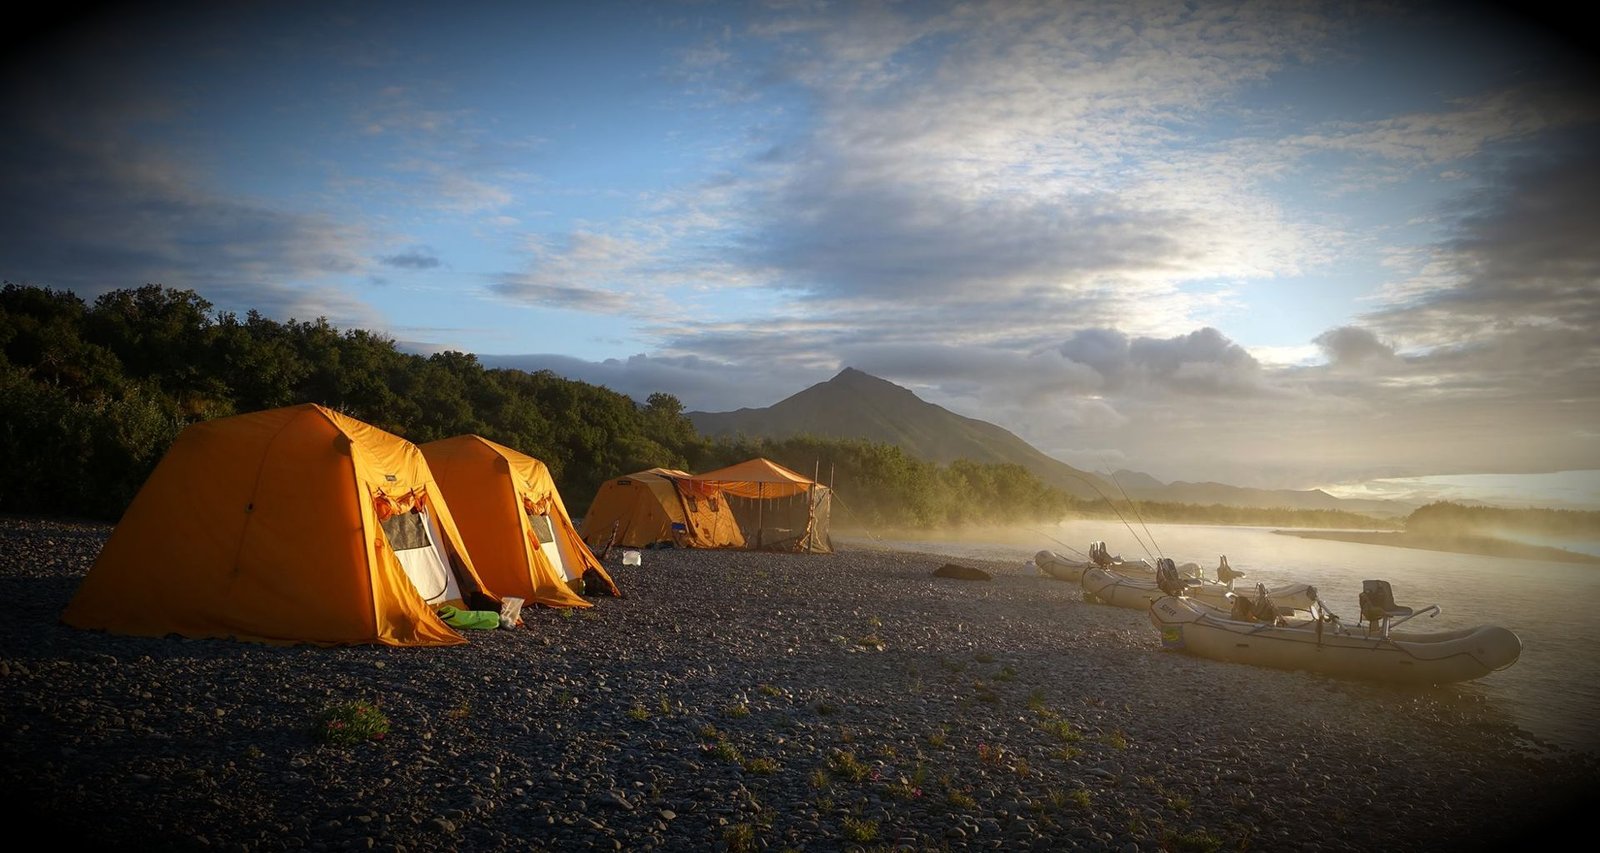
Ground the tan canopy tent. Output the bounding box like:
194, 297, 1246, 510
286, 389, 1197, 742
63, 404, 499, 647
421, 435, 618, 605
689, 458, 833, 553
578, 468, 745, 550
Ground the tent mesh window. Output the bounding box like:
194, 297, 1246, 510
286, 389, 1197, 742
380, 511, 431, 551
526, 513, 557, 545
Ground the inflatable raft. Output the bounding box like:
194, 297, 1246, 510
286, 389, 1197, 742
1079, 559, 1319, 612
1148, 594, 1522, 684
1038, 541, 1200, 584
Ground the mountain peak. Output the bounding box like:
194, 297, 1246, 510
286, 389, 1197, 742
689, 367, 1114, 499
826, 367, 918, 397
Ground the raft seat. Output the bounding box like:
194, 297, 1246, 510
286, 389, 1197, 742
1360, 579, 1412, 638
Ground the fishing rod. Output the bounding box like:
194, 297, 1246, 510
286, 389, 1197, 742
1031, 526, 1089, 559
1065, 471, 1157, 562
1104, 462, 1163, 560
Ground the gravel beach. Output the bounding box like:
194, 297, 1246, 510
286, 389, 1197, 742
2, 515, 1594, 852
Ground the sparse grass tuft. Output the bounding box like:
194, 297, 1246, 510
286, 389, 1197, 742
744, 756, 779, 775
758, 684, 782, 697
627, 705, 650, 721
311, 700, 390, 746
815, 701, 838, 716
1043, 719, 1082, 743
809, 768, 830, 789
926, 727, 948, 748
841, 816, 878, 843
725, 702, 751, 719
700, 723, 722, 740
828, 750, 871, 783
1026, 689, 1046, 711
995, 665, 1018, 682
1160, 829, 1222, 853
723, 822, 755, 853
711, 740, 743, 763
1102, 729, 1129, 749
946, 789, 976, 809
974, 651, 995, 664
884, 780, 922, 800
854, 633, 884, 649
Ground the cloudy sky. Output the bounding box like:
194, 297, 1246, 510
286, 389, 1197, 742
4, 1, 1597, 505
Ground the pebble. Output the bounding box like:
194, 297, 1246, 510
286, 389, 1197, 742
0, 516, 1592, 852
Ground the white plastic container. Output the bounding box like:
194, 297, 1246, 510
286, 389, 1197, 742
621, 549, 642, 566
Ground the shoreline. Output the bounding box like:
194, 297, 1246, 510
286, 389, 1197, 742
1271, 528, 1600, 565
1, 515, 1593, 851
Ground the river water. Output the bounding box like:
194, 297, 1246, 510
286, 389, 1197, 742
843, 520, 1600, 757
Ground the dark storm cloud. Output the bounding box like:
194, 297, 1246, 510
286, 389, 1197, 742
1052, 327, 1268, 396
487, 279, 638, 314
1353, 140, 1600, 397
746, 175, 1202, 301
1313, 326, 1396, 366
0, 121, 378, 325
479, 352, 827, 412
379, 249, 442, 270
0, 10, 381, 328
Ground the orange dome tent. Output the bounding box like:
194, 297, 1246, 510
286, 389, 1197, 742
63, 404, 498, 647
579, 458, 831, 553
578, 468, 745, 550
421, 435, 618, 604
690, 458, 833, 553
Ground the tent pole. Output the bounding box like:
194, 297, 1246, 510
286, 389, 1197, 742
807, 482, 816, 552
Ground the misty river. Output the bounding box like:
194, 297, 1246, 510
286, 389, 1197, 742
846, 520, 1600, 757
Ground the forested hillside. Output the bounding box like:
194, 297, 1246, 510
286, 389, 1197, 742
0, 284, 702, 518
1, 284, 1100, 528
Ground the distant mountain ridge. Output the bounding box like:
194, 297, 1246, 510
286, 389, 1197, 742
688, 368, 1115, 500
689, 368, 1410, 517
1110, 471, 1406, 517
